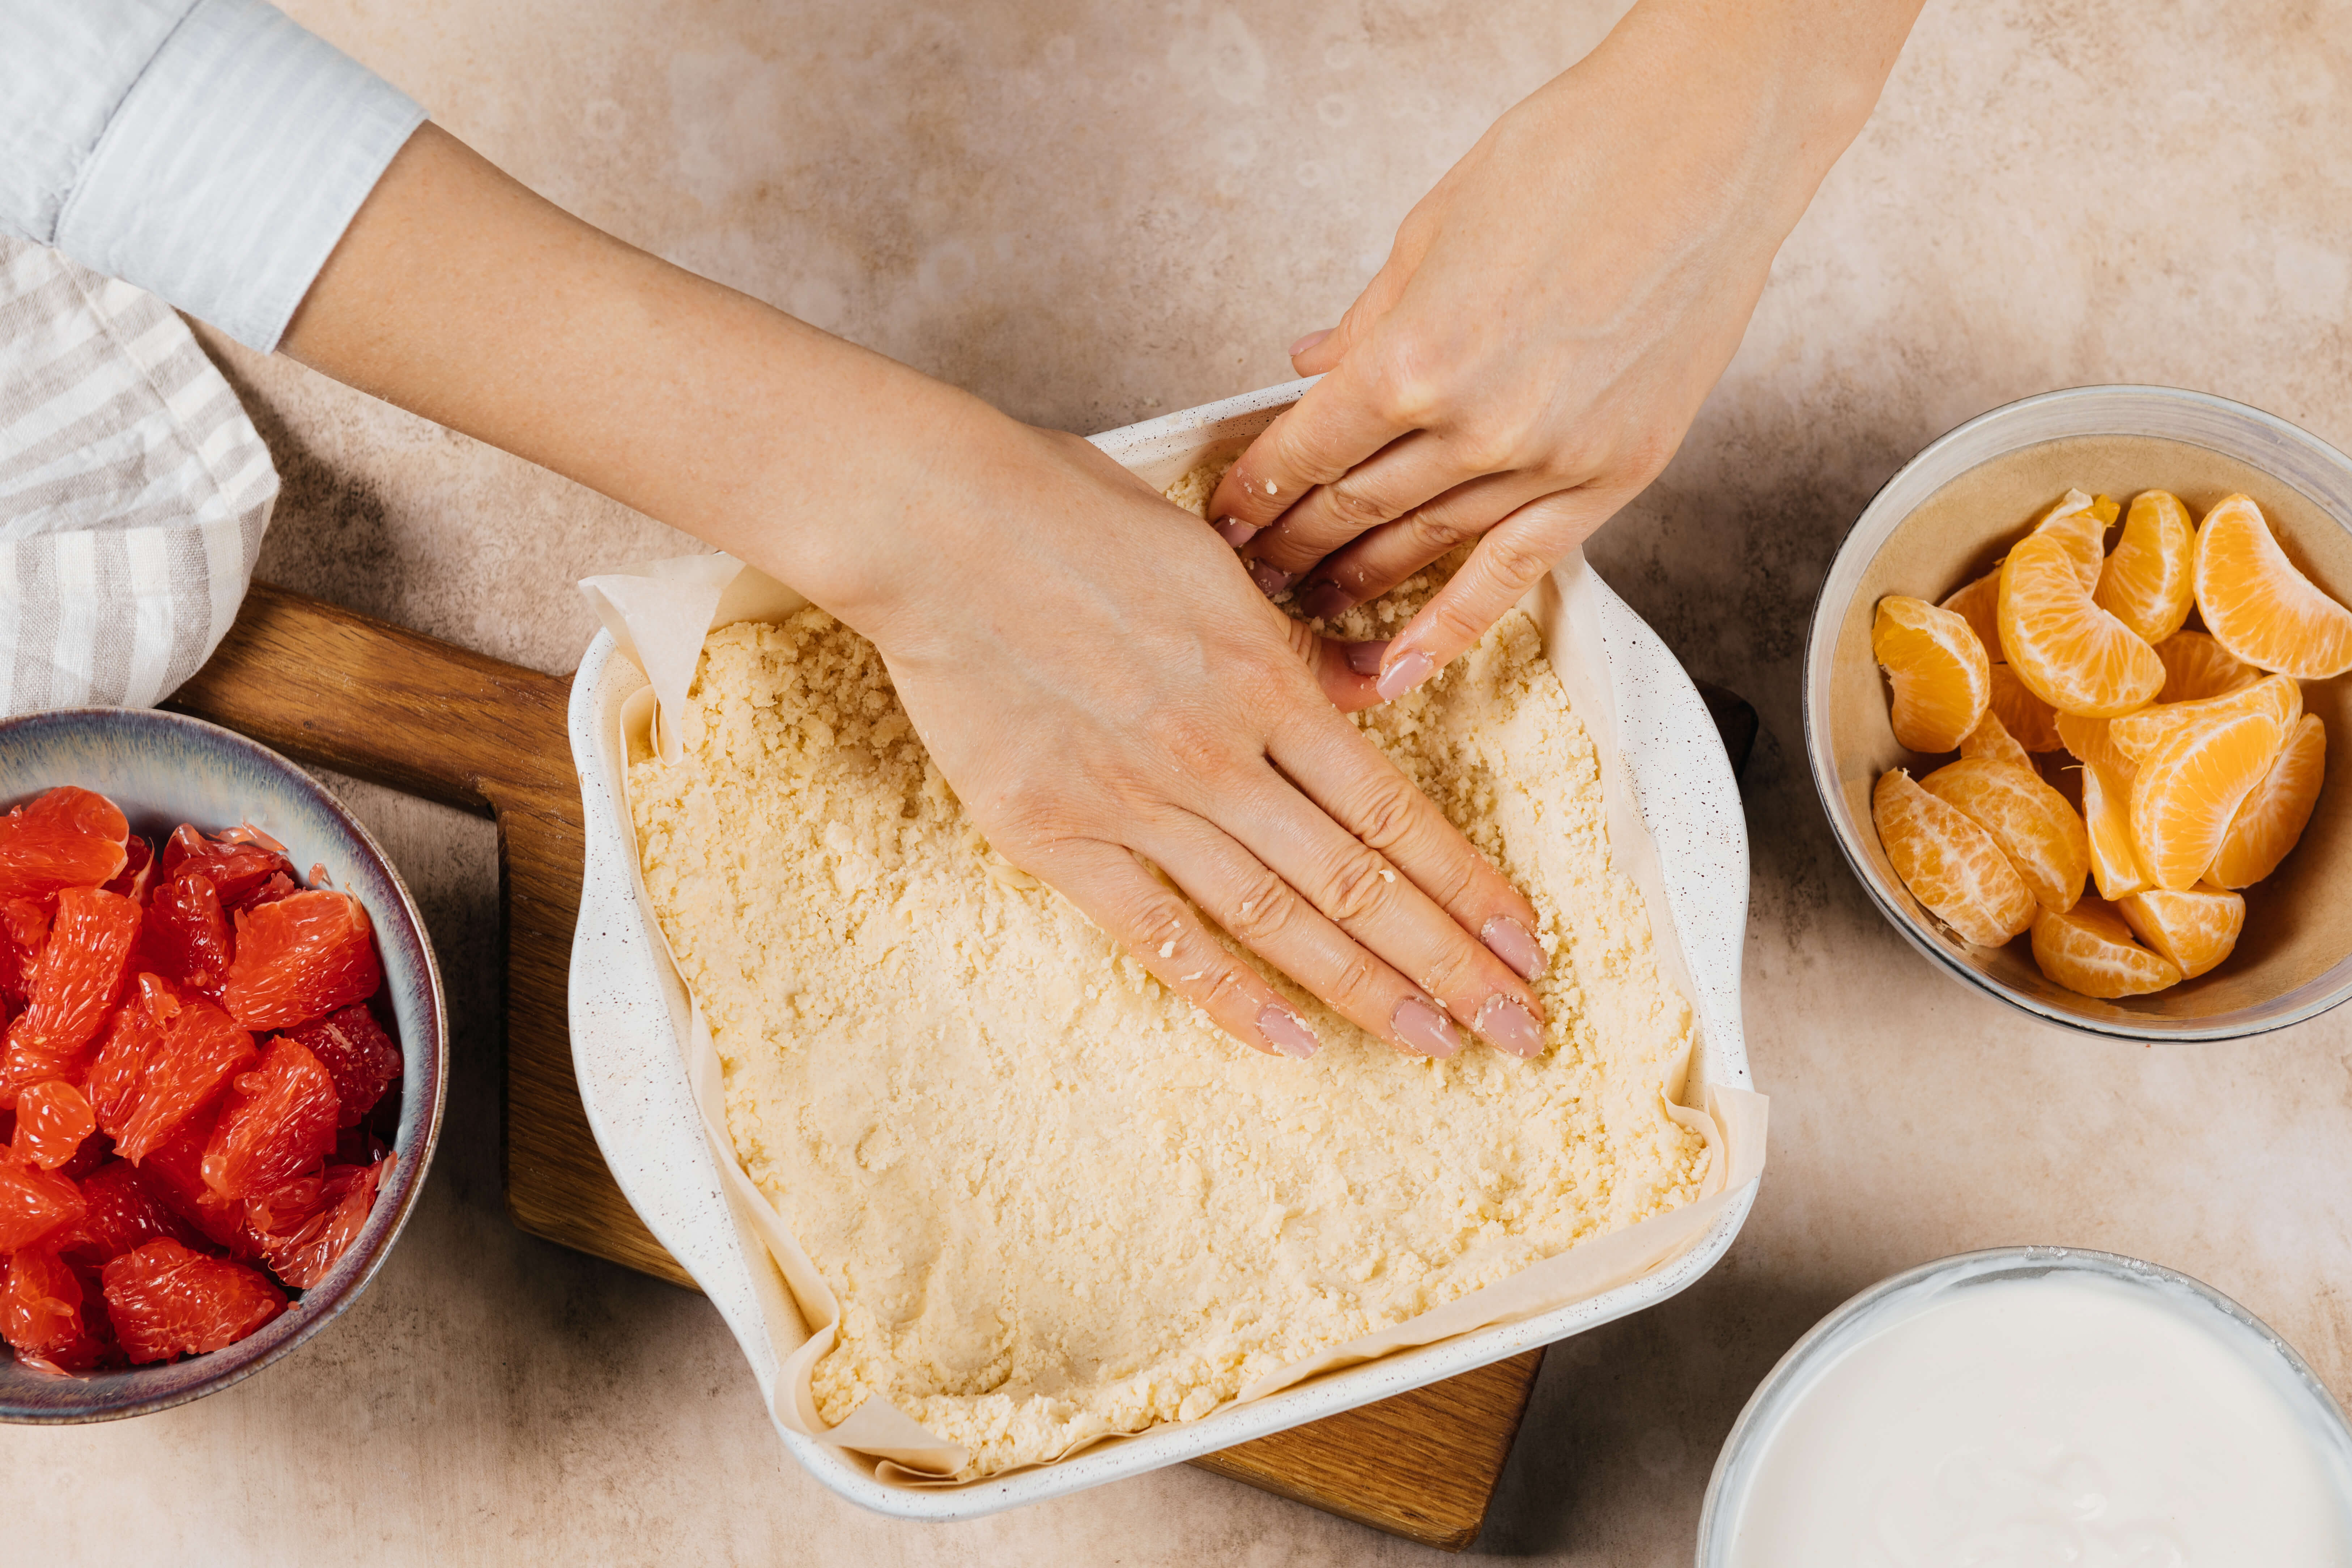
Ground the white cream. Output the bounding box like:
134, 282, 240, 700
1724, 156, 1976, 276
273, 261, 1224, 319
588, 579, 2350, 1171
1728, 1271, 2352, 1567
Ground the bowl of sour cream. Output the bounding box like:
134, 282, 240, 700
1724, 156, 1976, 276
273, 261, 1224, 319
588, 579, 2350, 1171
1698, 1247, 2352, 1566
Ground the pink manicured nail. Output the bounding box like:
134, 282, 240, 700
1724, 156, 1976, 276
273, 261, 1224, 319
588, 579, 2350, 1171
1256, 1004, 1320, 1059
1476, 995, 1544, 1059
1375, 648, 1434, 701
1290, 328, 1334, 358
1392, 996, 1462, 1057
1249, 561, 1295, 597
1481, 916, 1545, 981
1215, 517, 1259, 547
1299, 580, 1353, 621
1344, 639, 1390, 676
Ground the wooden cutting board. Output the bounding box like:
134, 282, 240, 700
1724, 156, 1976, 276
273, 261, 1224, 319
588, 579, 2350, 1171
167, 581, 1579, 1550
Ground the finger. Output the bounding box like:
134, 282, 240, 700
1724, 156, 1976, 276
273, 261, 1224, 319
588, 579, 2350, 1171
1288, 326, 1337, 372
1268, 607, 1388, 711
1371, 487, 1623, 703
1142, 807, 1467, 1057
1205, 361, 1416, 551
1220, 760, 1548, 1057
1294, 469, 1561, 621
1044, 839, 1322, 1059
1272, 706, 1553, 1033
1240, 430, 1465, 583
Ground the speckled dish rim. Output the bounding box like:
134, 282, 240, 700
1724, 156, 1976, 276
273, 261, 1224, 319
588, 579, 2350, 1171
1693, 1245, 2352, 1564
565, 379, 1757, 1520
0, 706, 448, 1423
1803, 384, 2352, 1041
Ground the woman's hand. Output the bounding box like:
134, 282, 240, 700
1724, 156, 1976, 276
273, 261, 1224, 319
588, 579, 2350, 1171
1208, 0, 1922, 702
284, 125, 1548, 1061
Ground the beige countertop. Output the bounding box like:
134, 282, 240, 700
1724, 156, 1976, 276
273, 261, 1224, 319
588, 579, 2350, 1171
9, 1, 2352, 1561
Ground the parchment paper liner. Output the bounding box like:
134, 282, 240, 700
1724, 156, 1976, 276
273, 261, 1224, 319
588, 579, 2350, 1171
579, 550, 1766, 1485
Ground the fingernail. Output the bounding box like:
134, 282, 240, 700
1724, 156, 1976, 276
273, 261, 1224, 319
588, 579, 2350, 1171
1300, 579, 1353, 621
1481, 916, 1546, 981
1215, 517, 1259, 548
1476, 994, 1545, 1059
1249, 561, 1296, 597
1392, 996, 1463, 1057
1290, 328, 1334, 358
1256, 1004, 1319, 1059
1344, 638, 1390, 676
1375, 648, 1434, 701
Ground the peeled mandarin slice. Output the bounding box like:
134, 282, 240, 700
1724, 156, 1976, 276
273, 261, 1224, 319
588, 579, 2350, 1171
2094, 491, 2196, 644
1959, 708, 2034, 772
2129, 709, 2286, 890
2056, 710, 2136, 779
2031, 899, 2182, 998
1999, 531, 2165, 716
1920, 757, 2090, 913
1873, 596, 1992, 753
2154, 630, 2259, 703
1988, 662, 2064, 751
2117, 887, 2245, 979
1942, 571, 2004, 660
2193, 493, 2352, 678
2108, 672, 2301, 766
2078, 757, 2152, 901
1873, 769, 2037, 946
2209, 712, 2326, 888
2032, 489, 2111, 591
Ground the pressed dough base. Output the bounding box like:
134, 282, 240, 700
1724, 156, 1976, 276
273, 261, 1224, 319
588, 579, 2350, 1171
627, 461, 1705, 1479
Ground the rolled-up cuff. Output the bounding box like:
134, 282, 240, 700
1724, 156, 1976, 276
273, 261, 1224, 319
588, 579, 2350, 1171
53, 0, 425, 352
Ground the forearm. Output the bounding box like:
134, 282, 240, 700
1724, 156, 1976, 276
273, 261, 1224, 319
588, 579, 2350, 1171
279, 123, 998, 627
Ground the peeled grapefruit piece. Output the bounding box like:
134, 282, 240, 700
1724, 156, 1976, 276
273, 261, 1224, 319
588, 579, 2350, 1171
222, 891, 381, 1032
1920, 758, 2090, 914
2109, 672, 2301, 766
133, 1107, 256, 1256
2193, 494, 2352, 678
84, 983, 166, 1139
0, 787, 127, 905
2031, 899, 2181, 998
2154, 630, 2259, 703
1999, 530, 2164, 716
2092, 491, 2196, 644
0, 885, 141, 1103
141, 873, 234, 995
1942, 571, 2004, 658
2117, 887, 2245, 979
101, 1238, 285, 1363
285, 1005, 403, 1128
1986, 663, 2063, 751
1873, 596, 1992, 753
11, 1081, 95, 1171
111, 997, 259, 1165
159, 826, 296, 911
0, 898, 46, 1013
102, 834, 156, 902
247, 1155, 394, 1289
2209, 712, 2327, 889
0, 1155, 87, 1250
1, 1245, 111, 1372
2130, 710, 2286, 891
201, 1038, 339, 1201
1873, 770, 2036, 946
52, 1159, 203, 1265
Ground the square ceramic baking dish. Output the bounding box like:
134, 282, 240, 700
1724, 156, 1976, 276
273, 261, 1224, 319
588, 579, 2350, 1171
564, 379, 1757, 1519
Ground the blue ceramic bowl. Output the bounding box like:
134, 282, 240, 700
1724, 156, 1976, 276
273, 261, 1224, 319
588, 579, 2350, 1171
0, 707, 446, 1420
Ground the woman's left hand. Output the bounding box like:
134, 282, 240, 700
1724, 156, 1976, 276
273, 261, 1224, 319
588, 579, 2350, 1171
1207, 0, 1920, 703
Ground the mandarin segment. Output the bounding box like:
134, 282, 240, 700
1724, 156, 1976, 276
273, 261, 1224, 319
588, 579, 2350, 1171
1999, 530, 2164, 716
2155, 630, 2259, 703
2193, 493, 2352, 678
1942, 571, 2004, 658
2033, 489, 2111, 590
1960, 709, 2035, 772
1872, 769, 2036, 946
2109, 672, 2301, 766
1920, 758, 2090, 914
1873, 596, 1993, 753
2117, 887, 2245, 980
2129, 709, 2285, 891
2094, 491, 2196, 644
2209, 712, 2327, 889
1986, 663, 2064, 751
2030, 899, 2181, 998
2077, 756, 2151, 902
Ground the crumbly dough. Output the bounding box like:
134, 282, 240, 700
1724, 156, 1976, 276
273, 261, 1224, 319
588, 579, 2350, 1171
627, 458, 1705, 1479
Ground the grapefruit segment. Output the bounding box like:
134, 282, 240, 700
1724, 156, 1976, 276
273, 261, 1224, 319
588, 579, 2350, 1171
1872, 770, 2037, 946
200, 1038, 339, 1201
222, 891, 380, 1032
2117, 887, 2245, 979
2209, 712, 2326, 888
111, 997, 259, 1165
2030, 899, 2181, 998
10, 1081, 95, 1170
51, 1159, 202, 1265
2155, 630, 2259, 703
2193, 493, 2352, 678
2129, 710, 2285, 890
1920, 758, 2090, 913
101, 1238, 285, 1364
1873, 596, 1993, 753
284, 1006, 402, 1129
0, 787, 127, 905
0, 1156, 86, 1250
1999, 530, 2164, 716
0, 886, 141, 1104
2094, 491, 2196, 644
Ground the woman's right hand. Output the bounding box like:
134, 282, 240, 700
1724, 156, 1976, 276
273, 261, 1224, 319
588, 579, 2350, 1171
814, 410, 1551, 1061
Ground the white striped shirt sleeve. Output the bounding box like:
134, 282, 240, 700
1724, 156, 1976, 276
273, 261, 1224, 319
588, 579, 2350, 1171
0, 0, 426, 353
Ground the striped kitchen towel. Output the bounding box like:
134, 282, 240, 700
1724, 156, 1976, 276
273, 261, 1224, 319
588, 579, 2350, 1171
0, 235, 276, 714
